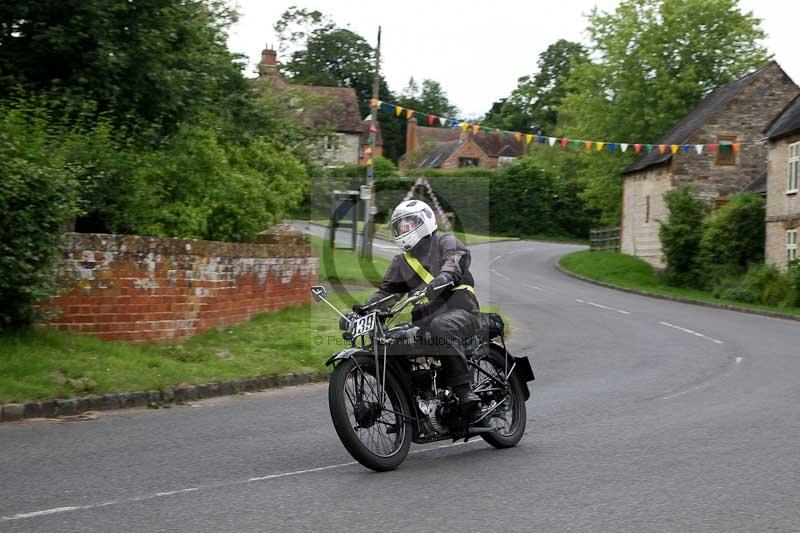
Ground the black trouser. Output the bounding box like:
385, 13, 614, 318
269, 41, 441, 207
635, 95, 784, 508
425, 308, 480, 387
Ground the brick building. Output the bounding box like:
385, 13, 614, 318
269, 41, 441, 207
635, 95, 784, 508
764, 95, 800, 268
399, 118, 525, 170
621, 62, 799, 267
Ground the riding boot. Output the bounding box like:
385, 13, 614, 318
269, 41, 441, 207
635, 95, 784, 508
453, 383, 481, 417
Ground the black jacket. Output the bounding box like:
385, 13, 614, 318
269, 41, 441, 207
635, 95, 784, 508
366, 232, 480, 317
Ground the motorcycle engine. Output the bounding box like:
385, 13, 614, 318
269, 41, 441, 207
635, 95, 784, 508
417, 397, 446, 436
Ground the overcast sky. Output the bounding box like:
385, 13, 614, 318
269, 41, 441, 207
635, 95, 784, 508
226, 0, 800, 119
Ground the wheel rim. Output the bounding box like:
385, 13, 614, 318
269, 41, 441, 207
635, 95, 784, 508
343, 364, 406, 458
473, 356, 519, 437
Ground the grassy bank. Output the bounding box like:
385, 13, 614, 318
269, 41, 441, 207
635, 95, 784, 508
559, 250, 800, 317
309, 234, 390, 285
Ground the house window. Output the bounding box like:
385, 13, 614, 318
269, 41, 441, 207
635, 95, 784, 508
788, 229, 798, 262
324, 135, 335, 151
716, 135, 737, 166
645, 196, 650, 223
458, 157, 480, 168
788, 142, 799, 193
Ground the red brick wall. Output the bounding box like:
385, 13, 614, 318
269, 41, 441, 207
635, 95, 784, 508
441, 138, 491, 169
39, 229, 318, 341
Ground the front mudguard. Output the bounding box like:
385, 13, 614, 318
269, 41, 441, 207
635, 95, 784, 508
324, 347, 372, 367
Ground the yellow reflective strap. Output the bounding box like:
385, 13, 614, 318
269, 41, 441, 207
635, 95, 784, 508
403, 252, 475, 294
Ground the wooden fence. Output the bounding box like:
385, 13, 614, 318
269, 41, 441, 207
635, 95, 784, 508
590, 227, 620, 252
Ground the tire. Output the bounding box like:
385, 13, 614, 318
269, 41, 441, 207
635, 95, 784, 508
328, 355, 413, 471
472, 346, 527, 449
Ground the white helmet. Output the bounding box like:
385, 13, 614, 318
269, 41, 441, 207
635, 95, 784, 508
390, 200, 438, 251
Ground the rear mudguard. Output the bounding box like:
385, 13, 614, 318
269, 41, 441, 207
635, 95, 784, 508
486, 341, 535, 400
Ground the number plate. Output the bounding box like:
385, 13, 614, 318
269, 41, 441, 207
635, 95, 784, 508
351, 312, 376, 338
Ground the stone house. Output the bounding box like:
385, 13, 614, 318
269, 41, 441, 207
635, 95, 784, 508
399, 118, 525, 170
764, 95, 800, 268
255, 47, 373, 167
621, 62, 799, 268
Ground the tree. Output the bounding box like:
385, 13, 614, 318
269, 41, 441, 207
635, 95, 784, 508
398, 78, 458, 118
0, 0, 245, 137
659, 186, 709, 286
558, 0, 771, 225
484, 40, 587, 135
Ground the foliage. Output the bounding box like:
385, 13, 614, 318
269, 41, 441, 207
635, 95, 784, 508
557, 0, 771, 224
713, 264, 797, 307
483, 39, 588, 135
0, 0, 245, 137
398, 78, 458, 118
0, 98, 82, 328
697, 193, 766, 285
659, 186, 709, 286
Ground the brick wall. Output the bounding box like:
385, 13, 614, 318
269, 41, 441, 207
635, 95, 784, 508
766, 133, 800, 269
441, 138, 491, 169
39, 228, 318, 341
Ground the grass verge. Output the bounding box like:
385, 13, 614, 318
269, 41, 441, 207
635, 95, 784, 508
559, 250, 800, 317
310, 219, 515, 246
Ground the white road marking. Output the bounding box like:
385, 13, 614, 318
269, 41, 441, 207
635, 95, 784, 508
489, 255, 503, 266
575, 299, 630, 315
2, 440, 481, 522
490, 268, 510, 280
659, 321, 724, 344
662, 357, 743, 400
522, 283, 545, 291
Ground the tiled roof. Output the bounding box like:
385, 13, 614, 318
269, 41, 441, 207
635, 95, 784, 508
412, 128, 524, 167
742, 170, 767, 195
623, 62, 776, 175
292, 85, 364, 134
417, 140, 462, 168
765, 94, 800, 140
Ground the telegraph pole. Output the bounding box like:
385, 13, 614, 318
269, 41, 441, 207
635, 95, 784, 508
361, 26, 381, 260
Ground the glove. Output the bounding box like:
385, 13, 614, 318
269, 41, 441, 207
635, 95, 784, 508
425, 273, 453, 301
352, 304, 367, 316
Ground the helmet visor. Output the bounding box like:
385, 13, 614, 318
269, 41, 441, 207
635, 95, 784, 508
392, 213, 425, 238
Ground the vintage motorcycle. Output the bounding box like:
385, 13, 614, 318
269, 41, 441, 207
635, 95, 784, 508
311, 283, 535, 471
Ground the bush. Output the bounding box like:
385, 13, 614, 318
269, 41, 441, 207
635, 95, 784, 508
697, 193, 765, 287
0, 99, 82, 328
714, 263, 798, 307
659, 186, 709, 287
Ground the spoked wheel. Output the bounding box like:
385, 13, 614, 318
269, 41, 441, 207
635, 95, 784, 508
328, 355, 412, 471
471, 346, 527, 448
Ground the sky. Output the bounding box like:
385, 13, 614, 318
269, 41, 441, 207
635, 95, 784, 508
226, 0, 800, 119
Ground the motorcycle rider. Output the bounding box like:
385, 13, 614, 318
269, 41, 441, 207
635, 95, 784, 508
358, 200, 482, 417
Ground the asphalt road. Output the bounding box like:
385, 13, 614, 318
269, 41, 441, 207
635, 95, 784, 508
2, 233, 799, 532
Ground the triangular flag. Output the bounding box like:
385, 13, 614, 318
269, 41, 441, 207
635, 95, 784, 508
502, 131, 510, 139
514, 132, 522, 142
694, 144, 703, 154
364, 146, 372, 156
608, 143, 617, 152
406, 109, 414, 119
548, 137, 557, 147
621, 143, 629, 153
571, 139, 582, 149
682, 144, 691, 154
732, 143, 740, 152
645, 144, 654, 153
461, 122, 469, 133
395, 106, 404, 117
537, 135, 546, 144
658, 144, 667, 154
561, 137, 569, 148
708, 144, 718, 153
670, 144, 679, 154
427, 114, 436, 126
525, 134, 534, 144
634, 144, 642, 153
439, 117, 447, 127
370, 98, 379, 108
584, 141, 593, 151
596, 142, 605, 152
472, 124, 481, 135
365, 158, 372, 166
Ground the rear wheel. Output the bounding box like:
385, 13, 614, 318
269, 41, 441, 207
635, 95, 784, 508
471, 346, 527, 448
328, 355, 413, 471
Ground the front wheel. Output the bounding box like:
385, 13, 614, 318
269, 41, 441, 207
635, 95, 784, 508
328, 355, 413, 471
471, 346, 527, 448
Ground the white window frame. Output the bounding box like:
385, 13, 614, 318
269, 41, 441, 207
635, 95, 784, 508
788, 229, 798, 262
324, 135, 336, 152
498, 156, 517, 166
788, 142, 799, 194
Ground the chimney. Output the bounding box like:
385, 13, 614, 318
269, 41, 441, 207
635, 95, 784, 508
258, 46, 278, 78
406, 117, 419, 154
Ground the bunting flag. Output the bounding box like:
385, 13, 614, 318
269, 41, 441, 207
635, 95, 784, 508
363, 99, 766, 159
